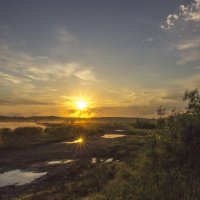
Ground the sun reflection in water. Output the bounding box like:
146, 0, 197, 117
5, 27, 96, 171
63, 135, 86, 150
64, 137, 84, 144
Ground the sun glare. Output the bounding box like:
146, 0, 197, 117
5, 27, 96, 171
76, 100, 87, 110
64, 137, 84, 144
74, 138, 83, 143
63, 136, 86, 150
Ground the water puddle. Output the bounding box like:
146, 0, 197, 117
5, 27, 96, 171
115, 130, 126, 132
0, 170, 47, 187
105, 158, 114, 163
0, 122, 46, 130
102, 134, 126, 139
91, 158, 97, 164
47, 159, 74, 165
62, 138, 84, 144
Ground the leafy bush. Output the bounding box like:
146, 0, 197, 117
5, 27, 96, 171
133, 89, 200, 199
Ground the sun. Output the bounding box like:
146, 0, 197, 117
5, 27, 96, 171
76, 100, 87, 110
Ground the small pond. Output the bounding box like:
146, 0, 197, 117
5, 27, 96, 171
47, 160, 74, 165
0, 169, 47, 187
102, 134, 126, 139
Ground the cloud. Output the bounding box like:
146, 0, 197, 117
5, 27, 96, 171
55, 28, 75, 43
0, 98, 57, 106
177, 51, 200, 65
89, 104, 166, 118
0, 43, 34, 69
0, 71, 22, 84
176, 37, 200, 50
146, 37, 154, 42
167, 73, 200, 95
0, 40, 99, 83
161, 14, 179, 30
161, 0, 200, 30
75, 69, 99, 82
25, 62, 79, 81
161, 1, 200, 65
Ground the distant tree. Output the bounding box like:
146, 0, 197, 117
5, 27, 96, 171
183, 88, 200, 115
157, 106, 167, 128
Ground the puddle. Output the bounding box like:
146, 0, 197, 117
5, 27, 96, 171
115, 130, 126, 132
105, 158, 114, 163
0, 122, 46, 130
91, 158, 97, 164
102, 134, 126, 139
62, 138, 84, 144
47, 159, 74, 165
0, 170, 47, 187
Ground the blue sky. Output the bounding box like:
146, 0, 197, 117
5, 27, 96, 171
0, 0, 199, 117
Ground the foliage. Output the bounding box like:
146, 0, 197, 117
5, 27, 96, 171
83, 89, 200, 199
183, 88, 200, 115
134, 118, 156, 129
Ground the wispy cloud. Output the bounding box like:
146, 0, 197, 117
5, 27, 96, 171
55, 28, 75, 43
0, 98, 58, 106
0, 71, 22, 84
176, 37, 200, 50
146, 37, 154, 42
25, 62, 79, 81
175, 37, 200, 65
75, 69, 99, 82
177, 51, 200, 65
0, 38, 100, 83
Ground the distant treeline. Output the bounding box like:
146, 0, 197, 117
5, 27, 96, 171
0, 116, 156, 123
0, 116, 64, 122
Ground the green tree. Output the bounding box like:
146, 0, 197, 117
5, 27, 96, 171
183, 88, 200, 115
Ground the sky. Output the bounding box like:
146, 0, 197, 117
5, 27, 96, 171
0, 0, 200, 117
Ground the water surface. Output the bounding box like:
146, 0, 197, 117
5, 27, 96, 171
102, 134, 126, 139
47, 160, 74, 165
91, 158, 97, 164
0, 122, 45, 130
105, 158, 114, 163
0, 170, 47, 187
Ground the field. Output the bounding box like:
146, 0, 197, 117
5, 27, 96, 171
0, 120, 147, 200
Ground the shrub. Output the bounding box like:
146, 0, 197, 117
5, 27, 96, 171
133, 118, 156, 129
0, 127, 44, 148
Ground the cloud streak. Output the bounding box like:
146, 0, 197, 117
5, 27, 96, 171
55, 28, 75, 43
0, 71, 22, 84
0, 99, 58, 106
176, 37, 200, 50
